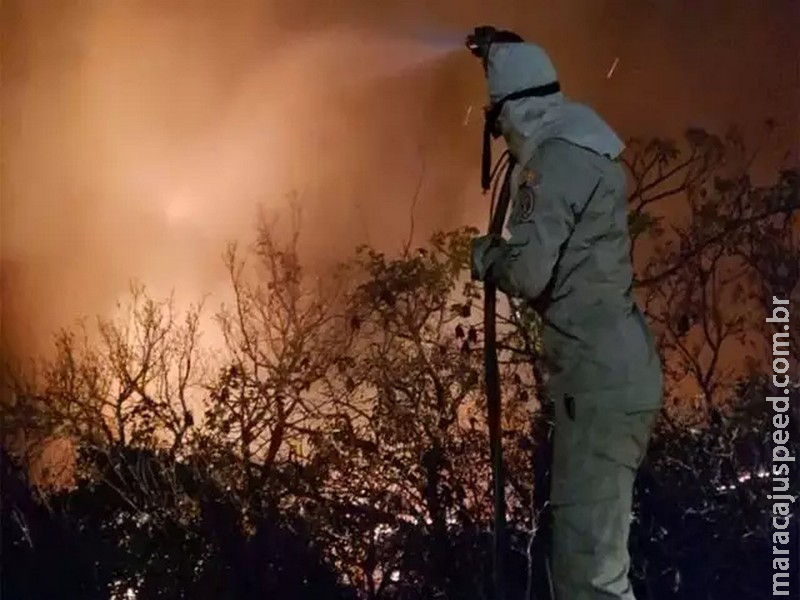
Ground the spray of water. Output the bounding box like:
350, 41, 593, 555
278, 26, 465, 84
0, 12, 479, 362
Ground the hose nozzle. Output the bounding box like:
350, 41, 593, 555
465, 26, 526, 191
465, 26, 497, 58
464, 25, 524, 61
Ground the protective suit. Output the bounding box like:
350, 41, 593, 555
471, 40, 663, 599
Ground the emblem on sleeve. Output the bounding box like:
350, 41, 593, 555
517, 185, 535, 221
522, 168, 538, 186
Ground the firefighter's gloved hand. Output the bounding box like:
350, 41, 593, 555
471, 234, 507, 282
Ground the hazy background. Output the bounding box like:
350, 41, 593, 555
2, 0, 798, 360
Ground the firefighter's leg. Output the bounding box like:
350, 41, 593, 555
549, 390, 658, 600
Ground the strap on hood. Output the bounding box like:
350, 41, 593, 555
485, 42, 625, 173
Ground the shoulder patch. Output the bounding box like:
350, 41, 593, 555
521, 167, 539, 187
516, 185, 535, 221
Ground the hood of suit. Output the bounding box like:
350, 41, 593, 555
485, 42, 625, 166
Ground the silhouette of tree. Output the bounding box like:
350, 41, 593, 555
626, 127, 798, 409
2, 127, 798, 599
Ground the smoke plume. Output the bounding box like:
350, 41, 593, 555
2, 0, 797, 360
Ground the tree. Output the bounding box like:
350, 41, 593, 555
200, 214, 353, 509
3, 126, 798, 600
625, 127, 798, 409
631, 377, 800, 599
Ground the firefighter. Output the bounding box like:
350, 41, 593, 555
469, 31, 663, 600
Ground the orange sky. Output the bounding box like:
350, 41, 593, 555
2, 0, 798, 361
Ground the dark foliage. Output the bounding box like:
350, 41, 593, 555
2, 129, 798, 599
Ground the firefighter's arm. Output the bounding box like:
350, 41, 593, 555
491, 164, 577, 301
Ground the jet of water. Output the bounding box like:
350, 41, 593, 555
273, 25, 466, 86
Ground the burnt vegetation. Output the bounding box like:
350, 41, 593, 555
3, 128, 799, 599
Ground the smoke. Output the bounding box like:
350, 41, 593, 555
0, 2, 473, 359
2, 0, 797, 361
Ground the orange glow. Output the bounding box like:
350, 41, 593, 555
2, 1, 797, 361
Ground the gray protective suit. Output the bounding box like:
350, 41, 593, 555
478, 42, 663, 599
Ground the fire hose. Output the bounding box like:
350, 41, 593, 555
466, 25, 558, 600
465, 26, 519, 600
477, 122, 555, 600
482, 153, 514, 600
